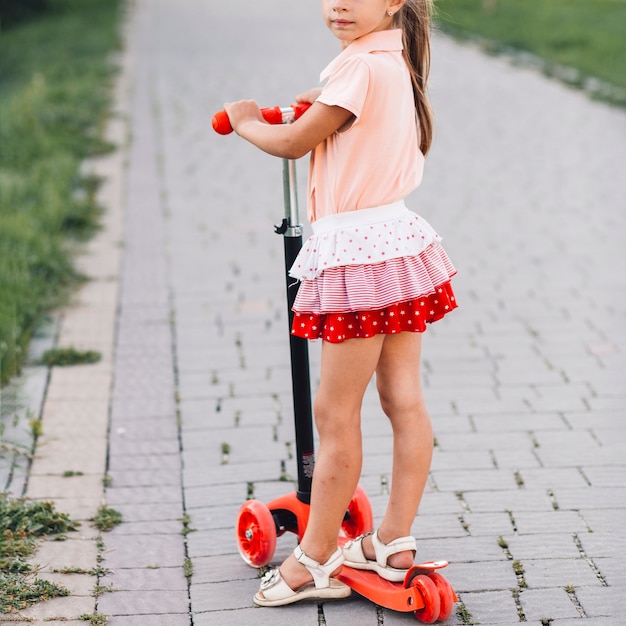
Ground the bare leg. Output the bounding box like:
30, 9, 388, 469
258, 335, 385, 595
360, 332, 433, 570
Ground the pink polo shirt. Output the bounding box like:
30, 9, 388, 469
308, 29, 424, 223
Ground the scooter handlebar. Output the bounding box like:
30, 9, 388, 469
212, 102, 312, 135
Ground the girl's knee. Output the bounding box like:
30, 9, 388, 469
313, 396, 361, 439
378, 388, 427, 422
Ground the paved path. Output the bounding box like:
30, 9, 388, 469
2, 0, 625, 624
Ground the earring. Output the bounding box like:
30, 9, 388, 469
388, 11, 393, 16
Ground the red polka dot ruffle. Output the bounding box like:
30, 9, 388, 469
291, 281, 457, 343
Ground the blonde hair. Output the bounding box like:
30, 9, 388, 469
395, 0, 434, 155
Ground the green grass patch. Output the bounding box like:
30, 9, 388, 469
0, 494, 79, 614
90, 505, 122, 532
40, 347, 102, 367
436, 0, 626, 102
79, 614, 109, 625
0, 0, 122, 386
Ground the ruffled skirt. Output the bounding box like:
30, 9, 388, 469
289, 202, 457, 343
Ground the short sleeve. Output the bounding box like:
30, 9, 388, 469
317, 56, 370, 120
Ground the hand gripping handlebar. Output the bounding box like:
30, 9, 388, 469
212, 102, 311, 135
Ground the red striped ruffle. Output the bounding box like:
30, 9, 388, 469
293, 242, 456, 315
291, 282, 457, 343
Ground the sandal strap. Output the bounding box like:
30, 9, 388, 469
294, 545, 344, 589
371, 531, 416, 568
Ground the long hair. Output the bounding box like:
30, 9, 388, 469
395, 0, 434, 155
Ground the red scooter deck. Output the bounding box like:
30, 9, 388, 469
337, 558, 458, 622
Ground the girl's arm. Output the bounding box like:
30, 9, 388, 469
223, 97, 353, 160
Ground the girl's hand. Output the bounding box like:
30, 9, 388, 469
295, 88, 323, 104
223, 99, 264, 135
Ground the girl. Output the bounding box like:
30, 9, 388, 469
224, 0, 456, 607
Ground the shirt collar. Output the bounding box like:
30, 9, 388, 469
320, 29, 404, 82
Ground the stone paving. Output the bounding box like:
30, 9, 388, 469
2, 0, 626, 624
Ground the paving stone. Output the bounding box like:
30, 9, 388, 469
518, 587, 582, 621
16, 595, 95, 620
471, 412, 568, 432
512, 510, 591, 535
109, 501, 185, 524
431, 468, 520, 492
101, 566, 187, 592
26, 474, 103, 501
39, 398, 110, 425
463, 489, 555, 513
102, 533, 186, 569
421, 536, 508, 564
431, 449, 495, 471
191, 605, 319, 626
444, 560, 518, 593
105, 485, 183, 506
107, 519, 183, 536
186, 527, 240, 559
106, 468, 181, 488
37, 572, 96, 597
576, 533, 622, 561
551, 487, 626, 510
522, 557, 604, 589
504, 534, 582, 560
107, 616, 190, 626
98, 590, 189, 616
592, 557, 626, 588
190, 578, 261, 612
517, 467, 590, 490
575, 582, 621, 617
28, 537, 99, 573
461, 512, 514, 537
108, 416, 179, 441
324, 596, 382, 622
107, 452, 181, 472
581, 465, 626, 487
181, 503, 245, 532
22, 621, 88, 626
458, 590, 521, 624
539, 617, 623, 626
30, 435, 107, 475
190, 554, 259, 585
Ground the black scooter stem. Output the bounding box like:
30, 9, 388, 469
276, 158, 315, 504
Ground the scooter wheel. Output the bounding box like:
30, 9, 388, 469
429, 572, 456, 621
342, 484, 374, 539
411, 574, 441, 623
236, 500, 277, 567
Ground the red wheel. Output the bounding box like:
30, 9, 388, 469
412, 574, 441, 623
341, 484, 374, 539
429, 572, 456, 621
236, 500, 277, 567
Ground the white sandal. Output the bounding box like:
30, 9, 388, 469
343, 530, 416, 582
254, 545, 351, 607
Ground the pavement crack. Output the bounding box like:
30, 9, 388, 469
565, 584, 588, 618
573, 533, 608, 587
547, 489, 560, 510
506, 509, 519, 533
455, 491, 471, 513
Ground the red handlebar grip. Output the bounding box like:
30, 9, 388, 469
212, 103, 312, 135
212, 110, 233, 135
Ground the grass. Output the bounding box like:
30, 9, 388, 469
90, 505, 122, 532
79, 614, 109, 625
40, 347, 101, 367
435, 0, 626, 103
0, 494, 79, 614
0, 0, 122, 386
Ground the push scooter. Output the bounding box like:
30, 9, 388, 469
213, 104, 458, 623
